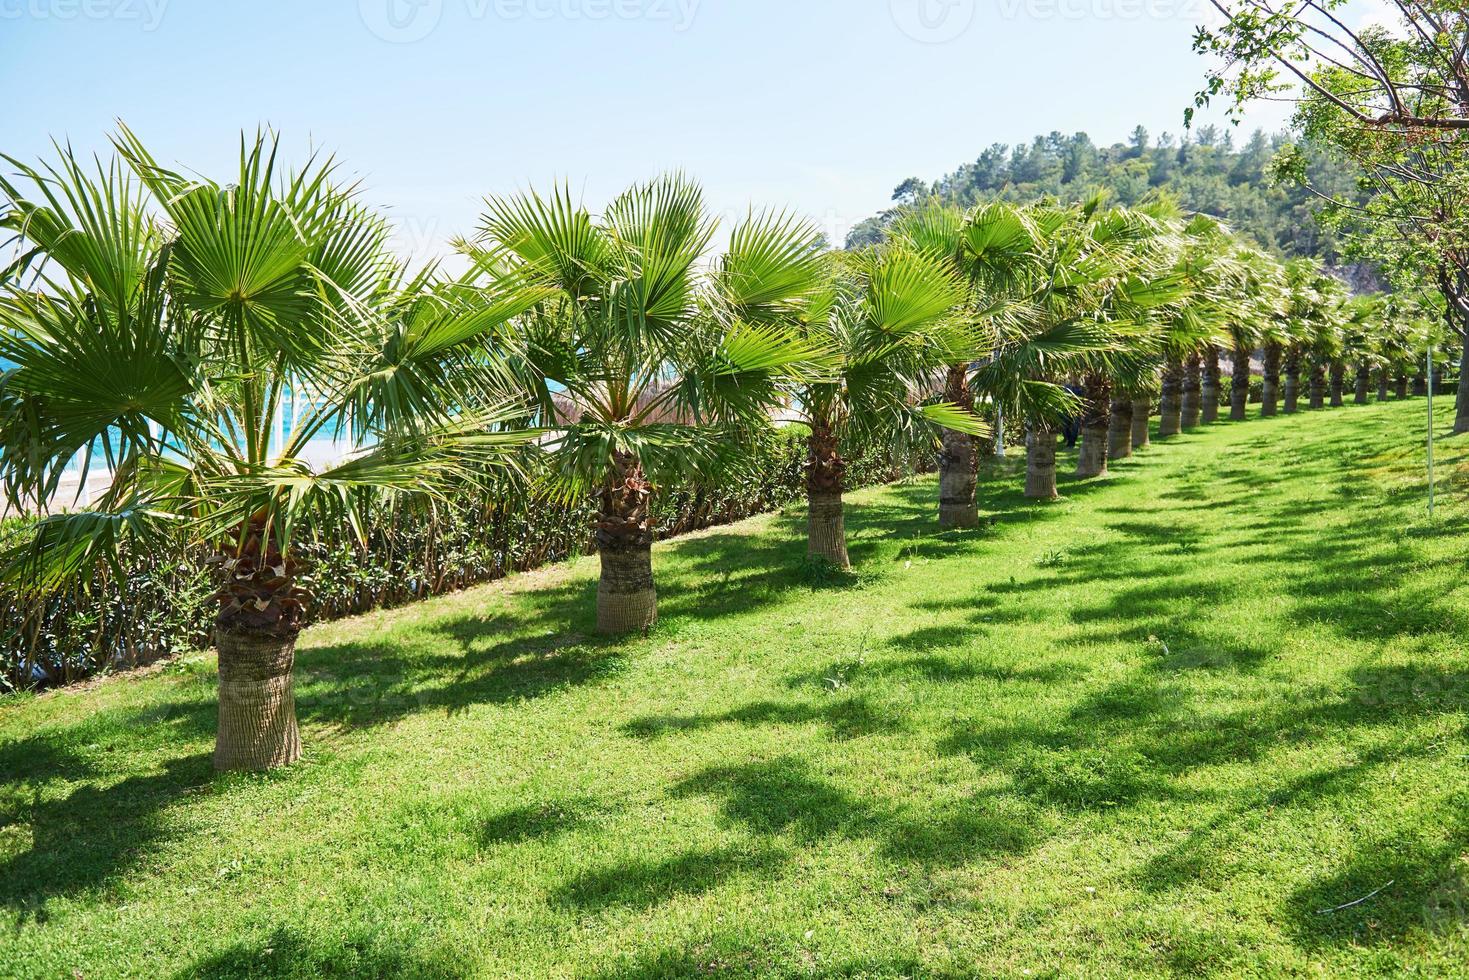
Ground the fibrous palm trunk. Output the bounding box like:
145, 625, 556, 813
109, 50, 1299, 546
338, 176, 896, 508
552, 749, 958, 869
1396, 373, 1410, 399
1201, 348, 1221, 424
1181, 354, 1202, 429
1355, 363, 1371, 405
1158, 358, 1183, 438
1329, 362, 1346, 407
213, 521, 305, 772
1075, 372, 1111, 478
937, 365, 980, 529
1229, 347, 1250, 422
215, 630, 301, 771
1309, 360, 1327, 410
1025, 425, 1059, 500
597, 452, 657, 634
1377, 369, 1390, 402
1456, 343, 1469, 434
1131, 397, 1151, 449
1412, 371, 1427, 396
806, 419, 850, 568
1284, 349, 1302, 414
1108, 396, 1134, 460
1262, 344, 1281, 417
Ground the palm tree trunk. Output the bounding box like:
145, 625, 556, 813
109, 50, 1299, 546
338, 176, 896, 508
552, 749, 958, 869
1354, 363, 1371, 404
1412, 371, 1427, 396
807, 419, 849, 568
1181, 354, 1202, 429
212, 522, 304, 772
937, 365, 979, 529
1396, 372, 1409, 398
1159, 358, 1183, 438
1309, 360, 1327, 409
1284, 349, 1302, 414
596, 452, 657, 634
1131, 397, 1151, 448
1025, 425, 1059, 500
1230, 347, 1250, 422
1456, 343, 1469, 434
1075, 373, 1111, 478
1262, 344, 1281, 417
1201, 348, 1221, 423
1329, 362, 1346, 407
214, 629, 302, 771
1108, 396, 1134, 459
1377, 368, 1390, 402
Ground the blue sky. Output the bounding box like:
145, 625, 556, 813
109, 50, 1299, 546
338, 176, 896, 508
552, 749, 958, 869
2, 0, 1295, 261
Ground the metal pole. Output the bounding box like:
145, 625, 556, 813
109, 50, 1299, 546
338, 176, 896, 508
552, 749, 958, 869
1427, 343, 1435, 519
995, 404, 1006, 458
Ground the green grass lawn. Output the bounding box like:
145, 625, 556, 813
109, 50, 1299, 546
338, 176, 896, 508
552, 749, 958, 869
3, 400, 1468, 979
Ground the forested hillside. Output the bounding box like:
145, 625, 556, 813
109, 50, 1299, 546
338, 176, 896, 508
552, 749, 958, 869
847, 126, 1363, 270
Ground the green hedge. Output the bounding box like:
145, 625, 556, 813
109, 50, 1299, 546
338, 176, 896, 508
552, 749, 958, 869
2, 429, 930, 692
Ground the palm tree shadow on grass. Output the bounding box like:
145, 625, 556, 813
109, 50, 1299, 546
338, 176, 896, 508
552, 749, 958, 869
914, 411, 1469, 951
285, 577, 630, 731
545, 756, 1052, 923
1283, 808, 1469, 950
623, 693, 903, 743
584, 942, 968, 980
175, 926, 458, 980
0, 749, 214, 922
552, 844, 788, 912
670, 756, 1048, 868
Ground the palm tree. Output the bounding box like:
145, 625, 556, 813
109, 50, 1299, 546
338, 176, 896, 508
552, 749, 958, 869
1189, 236, 1266, 425
1108, 391, 1134, 458
1261, 341, 1283, 416
1341, 296, 1383, 405
1327, 308, 1356, 408
1281, 260, 1344, 413
1158, 355, 1185, 437
1201, 344, 1223, 423
464, 177, 827, 631
1283, 343, 1304, 413
1181, 352, 1204, 429
1329, 361, 1348, 406
1279, 262, 1308, 413
783, 245, 984, 566
0, 131, 546, 770
1223, 246, 1283, 422
1063, 200, 1179, 479
889, 201, 1035, 529
1109, 357, 1158, 459
1306, 290, 1347, 410
1228, 339, 1253, 421
1150, 213, 1232, 440
997, 199, 1153, 494
1131, 391, 1153, 448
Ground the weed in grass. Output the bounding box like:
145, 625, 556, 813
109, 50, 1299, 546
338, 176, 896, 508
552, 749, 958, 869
1035, 547, 1068, 568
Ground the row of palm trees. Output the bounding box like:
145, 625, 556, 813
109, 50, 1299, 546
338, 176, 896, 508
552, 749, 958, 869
0, 131, 1437, 771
